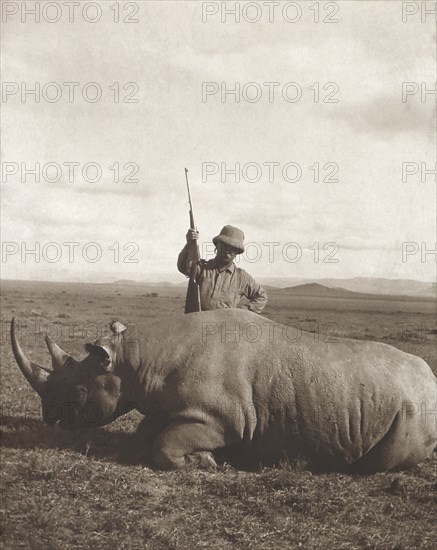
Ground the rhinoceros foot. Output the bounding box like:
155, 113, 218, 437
186, 451, 218, 470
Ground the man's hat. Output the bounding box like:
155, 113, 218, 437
213, 225, 245, 254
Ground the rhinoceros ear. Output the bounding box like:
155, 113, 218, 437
85, 343, 114, 371
110, 321, 127, 335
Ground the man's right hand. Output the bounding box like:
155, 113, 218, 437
186, 228, 199, 242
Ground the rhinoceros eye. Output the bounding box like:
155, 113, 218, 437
75, 385, 87, 400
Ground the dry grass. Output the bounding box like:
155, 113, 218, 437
1, 280, 436, 549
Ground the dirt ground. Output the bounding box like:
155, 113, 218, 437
1, 280, 436, 549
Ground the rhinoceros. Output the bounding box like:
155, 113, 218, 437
11, 310, 437, 472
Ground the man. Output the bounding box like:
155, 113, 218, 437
177, 225, 267, 314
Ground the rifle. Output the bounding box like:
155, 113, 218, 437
184, 168, 201, 314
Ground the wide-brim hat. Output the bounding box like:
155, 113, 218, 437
213, 225, 245, 254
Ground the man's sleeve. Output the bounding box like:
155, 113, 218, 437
240, 273, 268, 314
177, 244, 190, 276
177, 244, 201, 280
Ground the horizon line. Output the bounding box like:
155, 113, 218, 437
1, 275, 436, 286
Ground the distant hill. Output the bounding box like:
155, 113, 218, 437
110, 280, 176, 287
267, 282, 433, 302
269, 283, 376, 299
104, 279, 434, 302
259, 277, 436, 298
279, 283, 360, 297
105, 276, 435, 297
111, 279, 142, 285
3, 276, 435, 299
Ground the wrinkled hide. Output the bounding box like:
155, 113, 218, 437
11, 310, 437, 472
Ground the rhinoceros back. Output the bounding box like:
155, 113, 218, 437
120, 309, 436, 470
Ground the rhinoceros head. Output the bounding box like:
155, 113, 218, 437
11, 318, 133, 430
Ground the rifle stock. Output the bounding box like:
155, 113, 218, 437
185, 277, 201, 314
184, 169, 201, 314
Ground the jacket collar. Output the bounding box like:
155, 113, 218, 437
221, 262, 235, 274
208, 259, 236, 274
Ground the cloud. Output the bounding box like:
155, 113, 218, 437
324, 94, 435, 139
1, 1, 435, 282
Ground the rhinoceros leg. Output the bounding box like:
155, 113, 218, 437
152, 421, 225, 470
353, 410, 435, 473
136, 413, 168, 447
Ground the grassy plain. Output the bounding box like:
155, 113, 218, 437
1, 279, 436, 549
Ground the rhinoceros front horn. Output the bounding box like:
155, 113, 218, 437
45, 334, 72, 371
10, 317, 51, 397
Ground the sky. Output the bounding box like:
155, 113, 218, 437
1, 0, 436, 283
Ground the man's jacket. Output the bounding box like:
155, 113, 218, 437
177, 244, 267, 314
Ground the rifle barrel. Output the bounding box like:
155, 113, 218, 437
185, 168, 195, 228
185, 168, 193, 211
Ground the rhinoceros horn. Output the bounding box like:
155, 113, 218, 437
45, 335, 72, 371
10, 317, 51, 396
